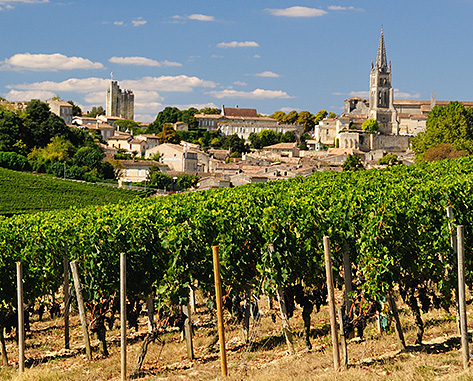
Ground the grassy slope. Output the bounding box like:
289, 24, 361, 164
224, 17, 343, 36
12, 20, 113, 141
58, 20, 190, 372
0, 168, 145, 215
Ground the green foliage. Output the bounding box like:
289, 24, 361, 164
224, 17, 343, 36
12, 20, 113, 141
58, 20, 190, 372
85, 106, 105, 117
270, 111, 286, 123
0, 167, 144, 215
362, 118, 380, 133
296, 111, 315, 132
114, 119, 140, 133
411, 101, 473, 161
157, 123, 180, 144
73, 146, 105, 171
342, 153, 364, 171
222, 134, 248, 154
67, 100, 82, 116
378, 154, 400, 166
283, 110, 298, 124
28, 136, 75, 164
176, 173, 198, 190
0, 152, 30, 171
258, 129, 279, 147
147, 165, 172, 189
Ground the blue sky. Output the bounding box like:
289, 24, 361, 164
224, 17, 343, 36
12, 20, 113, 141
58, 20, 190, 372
1, 1, 473, 122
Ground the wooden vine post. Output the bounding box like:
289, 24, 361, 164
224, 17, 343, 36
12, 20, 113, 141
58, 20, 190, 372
70, 260, 92, 361
182, 302, 194, 359
387, 292, 406, 351
457, 226, 469, 369
337, 307, 348, 370
63, 249, 70, 350
323, 236, 340, 371
446, 206, 461, 335
16, 262, 25, 375
212, 245, 228, 377
120, 252, 127, 380
342, 241, 353, 312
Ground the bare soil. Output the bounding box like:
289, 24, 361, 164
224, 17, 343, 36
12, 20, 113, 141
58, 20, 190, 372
3, 294, 473, 381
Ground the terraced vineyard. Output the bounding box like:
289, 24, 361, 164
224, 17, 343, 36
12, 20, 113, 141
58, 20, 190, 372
0, 167, 150, 216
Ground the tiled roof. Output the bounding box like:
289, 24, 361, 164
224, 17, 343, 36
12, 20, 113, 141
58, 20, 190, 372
223, 107, 258, 118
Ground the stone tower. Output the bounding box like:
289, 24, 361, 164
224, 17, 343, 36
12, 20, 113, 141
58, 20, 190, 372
106, 80, 134, 120
368, 29, 398, 134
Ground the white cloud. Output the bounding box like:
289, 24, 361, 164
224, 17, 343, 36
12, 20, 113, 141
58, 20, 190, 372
206, 88, 293, 100
266, 6, 327, 18
172, 102, 218, 110
132, 18, 147, 27
109, 56, 182, 67
1, 53, 104, 71
254, 54, 261, 59
9, 77, 110, 92
188, 14, 215, 22
328, 5, 363, 11
135, 102, 163, 114
394, 89, 421, 99
4, 89, 55, 101
233, 81, 247, 86
280, 107, 301, 113
255, 71, 280, 78
135, 114, 157, 123
9, 75, 216, 93
217, 41, 259, 49
113, 21, 125, 26
121, 75, 216, 92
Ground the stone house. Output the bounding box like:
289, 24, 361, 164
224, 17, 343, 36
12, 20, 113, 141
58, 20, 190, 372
118, 160, 168, 183
47, 100, 73, 125
145, 143, 200, 172
262, 142, 300, 159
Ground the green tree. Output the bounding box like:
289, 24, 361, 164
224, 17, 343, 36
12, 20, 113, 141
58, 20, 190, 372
378, 154, 400, 166
411, 101, 473, 161
86, 106, 105, 117
114, 119, 140, 133
283, 110, 298, 124
222, 134, 248, 154
157, 123, 180, 144
199, 107, 221, 115
342, 153, 364, 171
280, 131, 296, 143
181, 108, 199, 129
28, 136, 75, 164
67, 100, 82, 116
422, 143, 468, 162
73, 145, 105, 171
362, 118, 379, 133
296, 111, 315, 132
258, 129, 279, 147
0, 110, 23, 152
176, 173, 198, 190
270, 111, 286, 123
328, 112, 337, 118
248, 132, 261, 149
313, 110, 328, 127
147, 165, 172, 189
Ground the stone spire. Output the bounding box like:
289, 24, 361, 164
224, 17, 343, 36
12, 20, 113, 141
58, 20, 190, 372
375, 28, 388, 71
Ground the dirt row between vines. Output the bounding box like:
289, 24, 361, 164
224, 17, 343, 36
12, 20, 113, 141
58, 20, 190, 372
2, 294, 473, 380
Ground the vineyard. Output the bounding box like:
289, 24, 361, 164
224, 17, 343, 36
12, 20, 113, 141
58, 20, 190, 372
0, 168, 150, 216
1, 156, 473, 378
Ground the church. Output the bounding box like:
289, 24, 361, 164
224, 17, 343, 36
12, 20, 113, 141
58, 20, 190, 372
315, 29, 473, 151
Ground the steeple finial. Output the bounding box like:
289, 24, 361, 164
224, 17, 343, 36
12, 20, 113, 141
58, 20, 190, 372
375, 28, 388, 71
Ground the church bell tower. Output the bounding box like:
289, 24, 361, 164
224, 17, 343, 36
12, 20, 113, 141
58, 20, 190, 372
368, 29, 398, 134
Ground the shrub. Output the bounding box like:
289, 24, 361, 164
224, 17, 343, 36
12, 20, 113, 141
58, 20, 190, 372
0, 151, 31, 171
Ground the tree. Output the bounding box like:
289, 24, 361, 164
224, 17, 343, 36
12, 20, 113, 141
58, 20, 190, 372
313, 110, 328, 127
222, 134, 248, 154
342, 153, 364, 171
157, 123, 180, 144
114, 119, 140, 133
296, 111, 315, 132
248, 132, 261, 149
67, 101, 82, 116
86, 106, 105, 117
199, 107, 221, 115
0, 110, 23, 152
328, 112, 337, 118
283, 110, 298, 124
422, 143, 468, 162
258, 129, 279, 147
28, 136, 75, 164
73, 145, 105, 171
362, 118, 379, 133
147, 165, 172, 189
176, 173, 198, 190
281, 131, 296, 143
181, 108, 199, 129
378, 154, 400, 166
270, 111, 286, 123
411, 101, 473, 161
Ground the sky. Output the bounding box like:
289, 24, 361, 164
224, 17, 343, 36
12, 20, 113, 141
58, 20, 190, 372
1, 1, 473, 122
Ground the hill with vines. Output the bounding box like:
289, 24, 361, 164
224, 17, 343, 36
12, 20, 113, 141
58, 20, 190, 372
0, 167, 150, 216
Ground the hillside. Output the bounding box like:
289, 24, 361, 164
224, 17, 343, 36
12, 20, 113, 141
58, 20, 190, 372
0, 168, 148, 216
